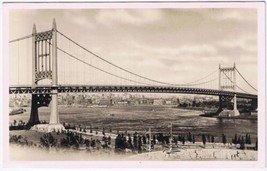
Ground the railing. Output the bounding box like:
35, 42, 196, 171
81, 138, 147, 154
9, 85, 257, 99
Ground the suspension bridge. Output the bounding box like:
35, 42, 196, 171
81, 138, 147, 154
9, 19, 258, 132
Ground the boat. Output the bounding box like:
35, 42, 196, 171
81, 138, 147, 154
9, 108, 26, 115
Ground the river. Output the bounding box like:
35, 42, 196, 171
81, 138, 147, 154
9, 105, 257, 143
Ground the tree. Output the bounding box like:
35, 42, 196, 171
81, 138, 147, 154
237, 136, 241, 144
91, 139, 96, 148
240, 136, 245, 150
233, 134, 238, 144
187, 132, 192, 142
127, 134, 133, 149
245, 134, 249, 144
245, 134, 251, 144
133, 133, 138, 149
202, 134, 206, 145
138, 135, 142, 153
40, 133, 57, 148
211, 135, 215, 143
255, 139, 258, 151
115, 134, 126, 150
182, 136, 185, 145
222, 134, 227, 145
13, 120, 17, 126
85, 139, 90, 147
142, 135, 147, 144
90, 125, 93, 133
108, 136, 111, 146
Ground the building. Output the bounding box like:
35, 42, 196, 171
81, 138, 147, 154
153, 99, 165, 105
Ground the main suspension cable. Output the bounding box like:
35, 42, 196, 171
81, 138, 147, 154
185, 78, 218, 87
53, 44, 153, 86
235, 68, 257, 92
9, 34, 33, 43
183, 69, 218, 85
57, 30, 215, 87
221, 71, 250, 94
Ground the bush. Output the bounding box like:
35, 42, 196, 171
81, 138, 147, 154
40, 133, 57, 148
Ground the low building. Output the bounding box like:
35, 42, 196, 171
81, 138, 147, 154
99, 99, 112, 106
165, 100, 172, 105
117, 101, 128, 105
153, 99, 165, 105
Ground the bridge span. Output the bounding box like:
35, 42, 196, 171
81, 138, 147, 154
8, 19, 258, 131
9, 85, 257, 100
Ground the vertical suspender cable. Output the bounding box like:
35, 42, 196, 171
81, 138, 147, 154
89, 51, 91, 85
74, 42, 77, 84
45, 39, 47, 72
17, 41, 20, 85
27, 40, 29, 84
230, 72, 232, 89
68, 40, 70, 85
41, 40, 43, 72
37, 41, 40, 74
43, 41, 47, 72
83, 51, 85, 85
76, 45, 78, 85
227, 72, 228, 89
49, 39, 51, 71
61, 40, 66, 84
92, 54, 94, 85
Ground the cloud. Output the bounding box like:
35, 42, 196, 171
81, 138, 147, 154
209, 8, 257, 22
119, 41, 218, 66
95, 9, 162, 26
9, 8, 258, 92
215, 34, 257, 65
217, 35, 257, 53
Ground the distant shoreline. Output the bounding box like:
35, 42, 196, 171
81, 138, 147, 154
199, 112, 257, 120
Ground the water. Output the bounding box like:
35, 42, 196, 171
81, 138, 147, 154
9, 105, 257, 143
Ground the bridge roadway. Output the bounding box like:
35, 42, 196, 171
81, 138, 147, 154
9, 85, 257, 99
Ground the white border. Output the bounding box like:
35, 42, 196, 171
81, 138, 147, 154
1, 1, 266, 170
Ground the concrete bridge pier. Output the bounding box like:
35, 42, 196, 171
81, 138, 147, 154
29, 94, 51, 126
217, 95, 240, 117
45, 87, 65, 133
28, 94, 41, 126
233, 94, 240, 116
251, 98, 258, 111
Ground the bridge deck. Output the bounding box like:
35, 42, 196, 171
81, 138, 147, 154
9, 85, 257, 99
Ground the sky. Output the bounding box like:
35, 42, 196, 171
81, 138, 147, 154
8, 7, 258, 94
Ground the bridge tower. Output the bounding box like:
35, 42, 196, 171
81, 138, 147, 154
218, 64, 240, 116
29, 19, 64, 132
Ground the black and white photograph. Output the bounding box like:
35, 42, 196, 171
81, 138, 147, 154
1, 1, 266, 170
